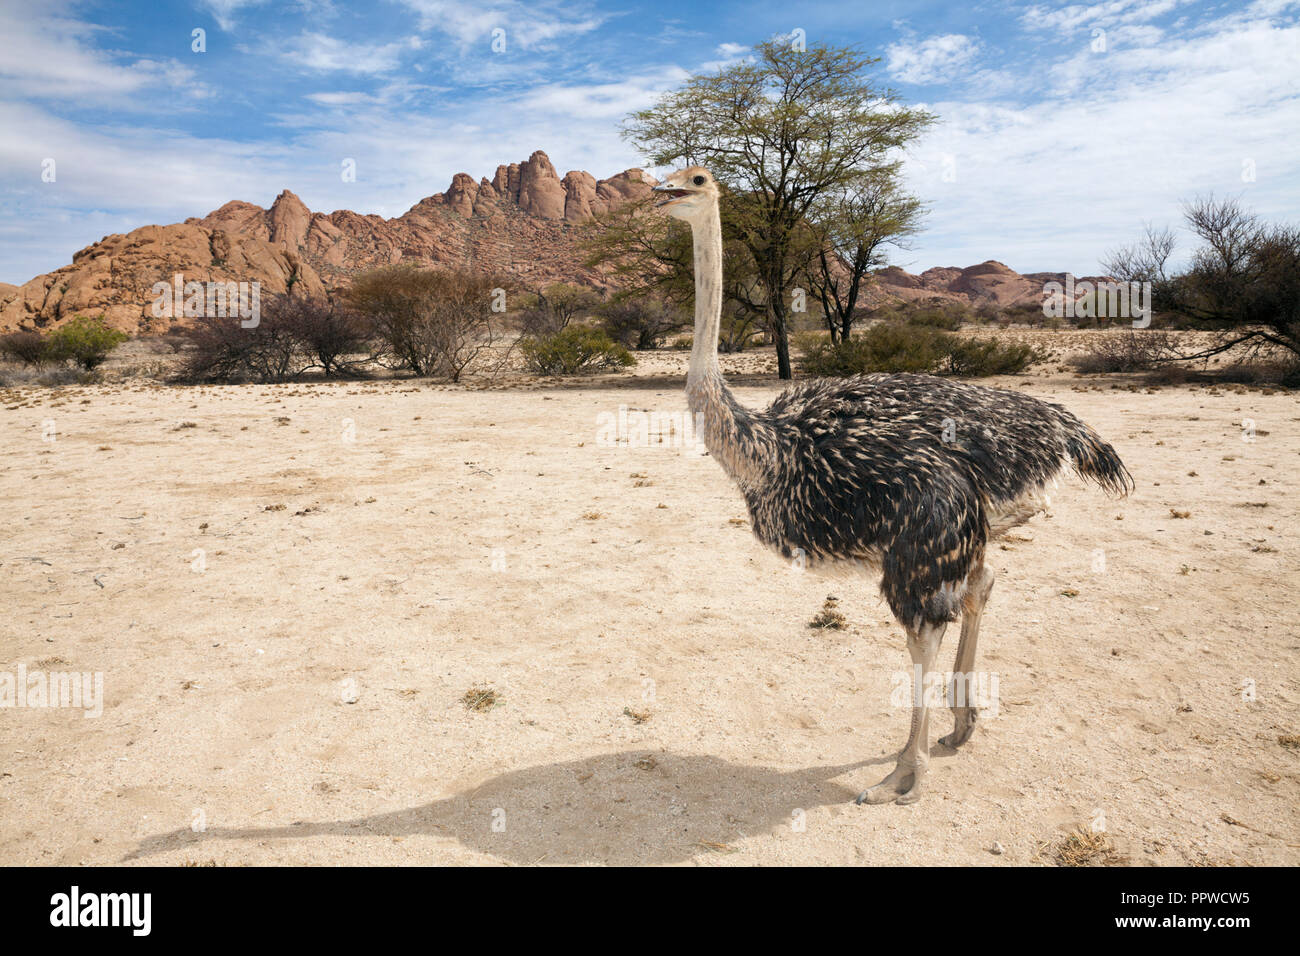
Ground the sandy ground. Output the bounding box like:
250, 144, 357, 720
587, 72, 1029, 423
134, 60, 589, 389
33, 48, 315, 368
1, 342, 1298, 866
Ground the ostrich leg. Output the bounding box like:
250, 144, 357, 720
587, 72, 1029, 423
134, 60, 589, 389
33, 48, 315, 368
856, 620, 947, 806
941, 563, 995, 748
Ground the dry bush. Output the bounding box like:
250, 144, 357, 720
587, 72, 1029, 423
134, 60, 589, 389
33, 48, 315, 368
598, 297, 688, 350
515, 283, 602, 338
275, 295, 374, 377
350, 266, 511, 381
173, 309, 302, 383
1214, 359, 1300, 387
1070, 330, 1176, 373
941, 336, 1049, 376
1049, 827, 1128, 866
0, 331, 53, 366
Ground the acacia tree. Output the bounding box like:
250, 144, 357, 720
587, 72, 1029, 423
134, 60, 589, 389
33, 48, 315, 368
805, 174, 925, 343
624, 38, 933, 378
1105, 196, 1300, 365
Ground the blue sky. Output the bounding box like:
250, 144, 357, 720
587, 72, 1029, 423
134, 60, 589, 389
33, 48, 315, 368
1, 0, 1298, 284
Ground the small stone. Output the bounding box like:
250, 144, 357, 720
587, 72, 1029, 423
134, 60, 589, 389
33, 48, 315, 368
990, 842, 1005, 855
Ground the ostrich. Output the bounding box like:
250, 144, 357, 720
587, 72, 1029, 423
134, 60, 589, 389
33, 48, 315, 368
652, 167, 1132, 805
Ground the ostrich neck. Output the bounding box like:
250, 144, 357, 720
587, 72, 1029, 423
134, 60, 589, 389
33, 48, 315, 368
685, 202, 765, 485
686, 202, 724, 389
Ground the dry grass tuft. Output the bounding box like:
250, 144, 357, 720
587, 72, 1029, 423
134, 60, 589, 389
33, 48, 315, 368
461, 686, 500, 713
809, 595, 846, 630
1048, 827, 1129, 866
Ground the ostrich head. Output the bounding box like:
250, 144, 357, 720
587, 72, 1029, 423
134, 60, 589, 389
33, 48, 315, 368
651, 166, 719, 222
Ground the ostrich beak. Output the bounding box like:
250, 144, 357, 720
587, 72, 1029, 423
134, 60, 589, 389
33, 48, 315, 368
652, 182, 693, 208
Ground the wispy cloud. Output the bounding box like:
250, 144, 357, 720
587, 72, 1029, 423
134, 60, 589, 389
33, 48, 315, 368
886, 34, 980, 85
0, 5, 204, 103
397, 0, 606, 49
200, 0, 269, 32
278, 32, 424, 74
1019, 0, 1190, 32
901, 7, 1300, 271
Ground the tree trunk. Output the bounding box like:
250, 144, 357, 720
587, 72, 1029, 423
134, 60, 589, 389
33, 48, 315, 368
771, 301, 792, 379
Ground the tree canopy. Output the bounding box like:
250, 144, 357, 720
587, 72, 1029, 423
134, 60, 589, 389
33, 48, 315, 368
624, 37, 933, 377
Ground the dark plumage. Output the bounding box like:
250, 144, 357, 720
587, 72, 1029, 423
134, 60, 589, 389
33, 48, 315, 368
705, 371, 1132, 629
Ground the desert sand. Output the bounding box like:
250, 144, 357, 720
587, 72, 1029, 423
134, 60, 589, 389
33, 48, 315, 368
1, 340, 1297, 866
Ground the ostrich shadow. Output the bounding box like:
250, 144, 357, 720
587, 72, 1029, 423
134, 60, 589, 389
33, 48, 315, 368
122, 751, 882, 865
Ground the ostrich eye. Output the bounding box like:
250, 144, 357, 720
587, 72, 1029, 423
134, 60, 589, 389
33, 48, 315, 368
692, 175, 706, 186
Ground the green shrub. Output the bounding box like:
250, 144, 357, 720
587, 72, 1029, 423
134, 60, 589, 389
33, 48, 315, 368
865, 299, 971, 331
519, 326, 635, 375
801, 323, 947, 376
941, 336, 1048, 376
800, 323, 1046, 378
44, 315, 127, 370
903, 302, 968, 330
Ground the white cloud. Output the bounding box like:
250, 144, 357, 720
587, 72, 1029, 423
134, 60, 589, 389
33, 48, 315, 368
900, 13, 1300, 272
200, 0, 268, 31
278, 32, 424, 74
0, 5, 204, 103
514, 68, 690, 119
396, 0, 605, 49
886, 34, 980, 85
1020, 0, 1188, 32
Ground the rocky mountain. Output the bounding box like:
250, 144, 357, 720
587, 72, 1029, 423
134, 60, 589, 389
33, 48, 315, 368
868, 260, 1111, 310
0, 150, 656, 333
0, 149, 1103, 334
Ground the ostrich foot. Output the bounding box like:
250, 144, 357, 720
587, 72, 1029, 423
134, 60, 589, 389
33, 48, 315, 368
855, 764, 923, 805
939, 709, 978, 748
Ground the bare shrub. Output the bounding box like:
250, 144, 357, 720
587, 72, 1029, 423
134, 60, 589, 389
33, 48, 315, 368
173, 309, 303, 384
275, 295, 373, 377
515, 283, 601, 338
349, 266, 511, 381
598, 297, 688, 350
0, 330, 53, 366
1070, 331, 1176, 374
1106, 196, 1300, 362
